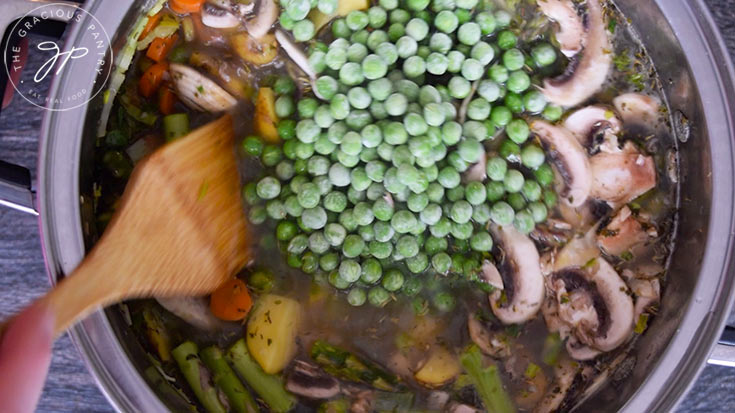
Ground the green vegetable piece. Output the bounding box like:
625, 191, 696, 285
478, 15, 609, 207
172, 342, 227, 413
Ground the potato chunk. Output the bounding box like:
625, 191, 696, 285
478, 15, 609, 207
414, 346, 460, 387
246, 294, 302, 374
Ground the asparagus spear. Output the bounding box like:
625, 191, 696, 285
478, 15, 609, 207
172, 341, 228, 413
201, 346, 259, 413
310, 340, 401, 391
226, 339, 296, 413
143, 365, 198, 412
459, 345, 516, 413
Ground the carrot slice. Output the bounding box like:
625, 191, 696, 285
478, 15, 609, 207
138, 12, 162, 41
210, 278, 253, 321
139, 61, 168, 98
146, 33, 179, 63
158, 83, 177, 115
169, 0, 205, 14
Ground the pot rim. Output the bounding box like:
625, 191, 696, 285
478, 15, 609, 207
35, 0, 735, 412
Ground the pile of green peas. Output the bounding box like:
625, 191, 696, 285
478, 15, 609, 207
241, 0, 563, 309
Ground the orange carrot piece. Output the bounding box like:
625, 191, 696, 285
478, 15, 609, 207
169, 0, 206, 14
146, 33, 179, 63
139, 61, 169, 98
138, 12, 162, 40
158, 84, 177, 115
210, 278, 253, 321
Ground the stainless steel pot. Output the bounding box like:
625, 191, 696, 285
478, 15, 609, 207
1, 0, 734, 411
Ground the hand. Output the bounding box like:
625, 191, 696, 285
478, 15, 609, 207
0, 303, 54, 413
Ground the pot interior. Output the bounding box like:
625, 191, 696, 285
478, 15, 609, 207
65, 0, 733, 411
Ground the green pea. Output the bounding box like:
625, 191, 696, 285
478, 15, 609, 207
543, 104, 563, 121
293, 19, 315, 42
435, 10, 459, 33
368, 286, 391, 307
472, 203, 492, 223
339, 259, 361, 283
499, 139, 522, 163
531, 42, 557, 67
534, 163, 555, 187
353, 201, 375, 226
382, 269, 405, 291
458, 22, 481, 45
504, 169, 525, 193
488, 64, 509, 83
450, 200, 473, 224
503, 48, 525, 71
323, 192, 348, 212
402, 277, 423, 296
476, 11, 497, 35
523, 90, 547, 114
396, 235, 419, 258
437, 167, 461, 188
302, 206, 328, 229
403, 56, 426, 78
433, 291, 456, 312
324, 222, 347, 246
362, 54, 388, 80
448, 76, 471, 99
506, 119, 530, 144
369, 240, 393, 259
396, 36, 418, 59
430, 217, 452, 237
406, 253, 429, 273
391, 210, 417, 233
514, 210, 535, 234
528, 202, 548, 223
432, 252, 452, 274
491, 201, 515, 226
407, 193, 429, 212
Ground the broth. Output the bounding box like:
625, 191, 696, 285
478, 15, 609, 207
94, 0, 678, 411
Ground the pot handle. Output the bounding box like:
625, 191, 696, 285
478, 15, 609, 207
0, 0, 76, 215
708, 327, 735, 367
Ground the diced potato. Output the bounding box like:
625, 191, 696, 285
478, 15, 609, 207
414, 346, 460, 387
246, 294, 302, 374
254, 87, 280, 143
231, 32, 278, 65
309, 0, 370, 31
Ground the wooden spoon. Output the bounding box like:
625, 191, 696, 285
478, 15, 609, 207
1, 114, 250, 338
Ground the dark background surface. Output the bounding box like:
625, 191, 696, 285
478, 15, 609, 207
1, 1, 735, 412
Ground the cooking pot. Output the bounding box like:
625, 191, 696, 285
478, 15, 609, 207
1, 0, 734, 411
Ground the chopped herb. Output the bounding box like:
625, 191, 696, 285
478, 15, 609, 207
524, 362, 541, 379
613, 52, 630, 72
197, 85, 205, 94
620, 251, 634, 261
634, 313, 650, 334
608, 18, 617, 33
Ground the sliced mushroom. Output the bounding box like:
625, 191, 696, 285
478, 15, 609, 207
537, 0, 584, 57
245, 0, 278, 39
530, 218, 574, 250
286, 360, 341, 399
156, 296, 234, 331
596, 206, 651, 256
621, 268, 661, 322
275, 29, 317, 80
208, 0, 255, 17
427, 391, 450, 411
201, 3, 240, 28
467, 314, 511, 358
488, 225, 545, 324
462, 152, 487, 182
612, 93, 661, 126
447, 402, 481, 413
479, 260, 504, 291
562, 105, 622, 150
531, 120, 592, 207
541, 0, 611, 107
169, 63, 237, 112
546, 258, 635, 357
552, 225, 601, 271
535, 358, 580, 413
589, 142, 656, 205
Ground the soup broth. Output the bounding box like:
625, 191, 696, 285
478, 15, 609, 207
94, 0, 678, 411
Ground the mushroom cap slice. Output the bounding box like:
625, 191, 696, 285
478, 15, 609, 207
612, 92, 661, 126
488, 225, 545, 324
201, 3, 241, 28
245, 0, 278, 39
541, 0, 611, 107
589, 142, 656, 205
170, 63, 237, 113
563, 105, 622, 148
547, 258, 635, 355
537, 0, 584, 57
531, 120, 592, 207
596, 206, 651, 256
